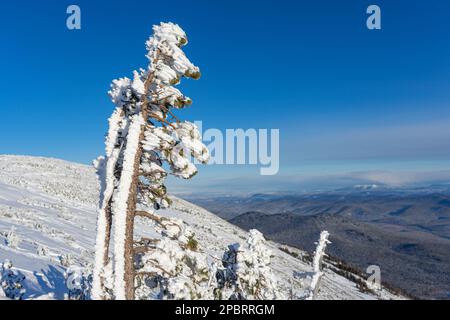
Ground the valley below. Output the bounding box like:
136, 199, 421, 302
185, 187, 450, 299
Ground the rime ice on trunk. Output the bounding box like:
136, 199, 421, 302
92, 22, 209, 300
92, 108, 126, 299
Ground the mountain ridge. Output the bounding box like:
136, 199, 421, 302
194, 191, 450, 299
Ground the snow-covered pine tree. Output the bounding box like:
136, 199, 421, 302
216, 230, 282, 300
134, 219, 214, 300
92, 22, 209, 300
306, 230, 331, 300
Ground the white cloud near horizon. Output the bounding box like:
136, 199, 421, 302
169, 168, 450, 194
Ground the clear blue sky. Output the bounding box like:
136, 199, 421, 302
2, 0, 450, 193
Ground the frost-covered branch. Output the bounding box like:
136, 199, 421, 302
306, 230, 331, 300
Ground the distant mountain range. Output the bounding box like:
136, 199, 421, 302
0, 155, 402, 300
184, 186, 450, 299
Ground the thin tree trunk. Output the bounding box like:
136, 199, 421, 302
123, 137, 143, 300
103, 201, 113, 264
98, 201, 113, 299
112, 115, 143, 300
98, 202, 113, 299
312, 274, 322, 300
120, 68, 155, 300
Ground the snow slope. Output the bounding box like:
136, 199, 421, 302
0, 155, 403, 300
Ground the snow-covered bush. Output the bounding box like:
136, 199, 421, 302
36, 244, 49, 257
306, 230, 331, 300
216, 230, 282, 300
215, 243, 240, 299
92, 22, 209, 300
59, 253, 75, 267
5, 227, 21, 248
64, 265, 92, 300
134, 214, 214, 300
1, 260, 26, 300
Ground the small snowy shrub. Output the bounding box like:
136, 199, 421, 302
36, 244, 49, 257
134, 215, 214, 300
1, 260, 26, 300
59, 253, 75, 267
5, 227, 21, 248
186, 234, 198, 251
216, 230, 282, 300
64, 265, 92, 300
